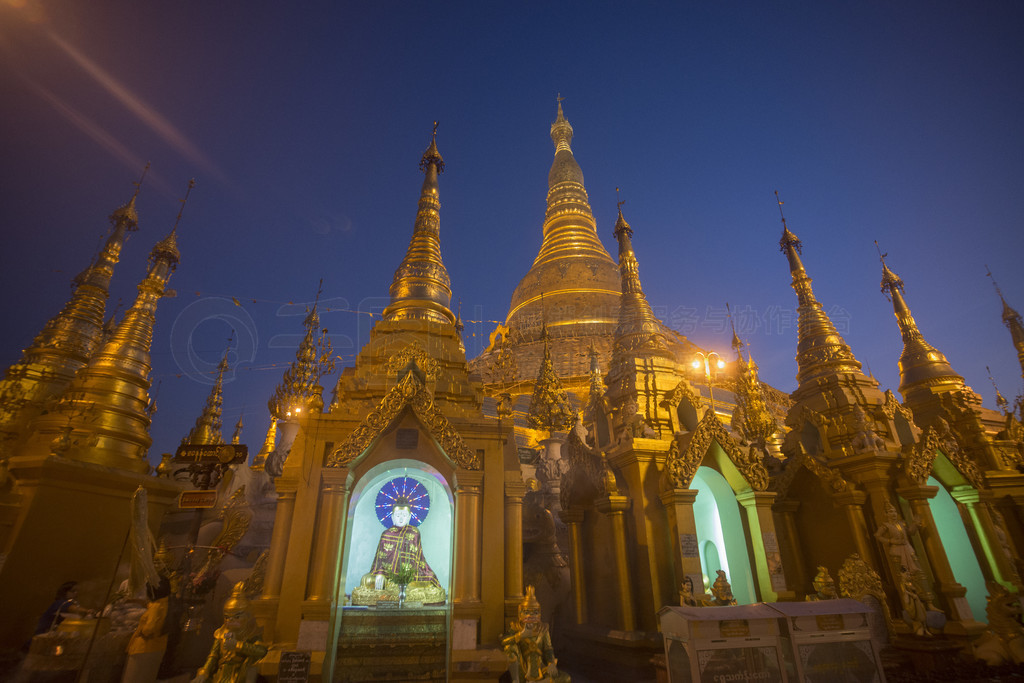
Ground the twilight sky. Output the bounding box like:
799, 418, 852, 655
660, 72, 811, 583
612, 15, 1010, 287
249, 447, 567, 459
1, 1, 1022, 464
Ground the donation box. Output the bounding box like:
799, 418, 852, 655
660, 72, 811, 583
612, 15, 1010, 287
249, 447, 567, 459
768, 599, 886, 683
658, 604, 787, 683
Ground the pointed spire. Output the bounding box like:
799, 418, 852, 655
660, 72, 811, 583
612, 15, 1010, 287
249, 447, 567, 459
454, 300, 465, 353
20, 179, 186, 472
588, 342, 603, 404
987, 366, 1010, 414
987, 267, 1024, 383
0, 172, 148, 453
251, 416, 277, 470
611, 195, 669, 358
185, 346, 229, 446
774, 192, 861, 387
527, 323, 574, 433
504, 98, 620, 347
727, 303, 744, 360
382, 122, 455, 326
877, 245, 965, 396
269, 282, 333, 419
232, 414, 244, 445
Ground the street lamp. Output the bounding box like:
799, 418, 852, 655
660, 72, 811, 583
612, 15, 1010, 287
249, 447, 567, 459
692, 351, 726, 416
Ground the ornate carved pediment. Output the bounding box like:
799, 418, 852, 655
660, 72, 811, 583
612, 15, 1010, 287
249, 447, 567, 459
661, 379, 702, 414
327, 369, 479, 470
560, 416, 606, 509
680, 410, 769, 491
664, 436, 699, 490
881, 389, 913, 423
904, 427, 940, 486
384, 344, 440, 381
922, 417, 982, 488
772, 449, 851, 499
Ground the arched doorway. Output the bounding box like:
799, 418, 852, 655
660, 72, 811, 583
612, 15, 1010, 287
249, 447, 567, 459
691, 466, 755, 603
925, 475, 987, 621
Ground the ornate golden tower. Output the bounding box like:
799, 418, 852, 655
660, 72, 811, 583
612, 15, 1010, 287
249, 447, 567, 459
988, 269, 1024, 384
185, 348, 230, 445
0, 183, 141, 457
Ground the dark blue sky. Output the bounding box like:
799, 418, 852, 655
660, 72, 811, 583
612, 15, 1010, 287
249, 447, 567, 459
1, 1, 1022, 463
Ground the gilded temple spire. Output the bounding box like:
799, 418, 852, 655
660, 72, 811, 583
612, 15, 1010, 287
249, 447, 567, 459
612, 198, 669, 358
877, 244, 964, 396
987, 267, 1024, 383
21, 180, 188, 472
232, 414, 244, 445
0, 171, 147, 454
251, 416, 277, 470
775, 192, 861, 386
269, 282, 334, 419
185, 346, 230, 445
382, 122, 456, 326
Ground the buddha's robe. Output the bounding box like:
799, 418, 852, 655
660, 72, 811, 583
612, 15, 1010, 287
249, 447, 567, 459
370, 525, 440, 587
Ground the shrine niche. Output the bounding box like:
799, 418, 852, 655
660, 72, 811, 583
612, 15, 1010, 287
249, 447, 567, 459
343, 461, 453, 606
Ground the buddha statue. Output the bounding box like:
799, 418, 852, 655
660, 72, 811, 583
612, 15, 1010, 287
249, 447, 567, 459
351, 498, 446, 606
502, 585, 570, 683
191, 582, 267, 683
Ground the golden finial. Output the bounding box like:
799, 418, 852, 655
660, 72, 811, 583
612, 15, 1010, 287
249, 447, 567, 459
420, 121, 444, 173
131, 163, 150, 201
173, 178, 196, 233
775, 190, 801, 255
727, 302, 744, 359
232, 412, 244, 445
876, 240, 904, 301
550, 94, 573, 152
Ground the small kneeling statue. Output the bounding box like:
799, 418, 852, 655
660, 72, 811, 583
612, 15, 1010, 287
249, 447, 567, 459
502, 585, 570, 683
192, 582, 267, 683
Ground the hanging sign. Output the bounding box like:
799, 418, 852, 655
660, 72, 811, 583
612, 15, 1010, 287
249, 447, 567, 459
174, 444, 248, 465
179, 490, 218, 508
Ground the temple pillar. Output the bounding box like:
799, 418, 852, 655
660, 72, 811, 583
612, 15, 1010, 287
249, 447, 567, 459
658, 488, 701, 600
560, 507, 587, 624
306, 469, 349, 601
455, 470, 483, 604
897, 485, 980, 632
504, 476, 527, 618
952, 486, 1018, 590
834, 489, 880, 574
263, 481, 298, 600
773, 500, 809, 595
596, 494, 635, 631
736, 489, 793, 602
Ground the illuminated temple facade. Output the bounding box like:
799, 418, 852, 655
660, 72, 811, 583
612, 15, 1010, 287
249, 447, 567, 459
1, 104, 1024, 679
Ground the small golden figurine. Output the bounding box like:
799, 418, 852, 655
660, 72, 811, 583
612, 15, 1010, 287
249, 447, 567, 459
191, 582, 267, 683
711, 570, 736, 606
502, 585, 570, 683
805, 566, 838, 601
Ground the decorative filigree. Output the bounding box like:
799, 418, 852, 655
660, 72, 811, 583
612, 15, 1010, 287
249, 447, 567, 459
681, 410, 769, 491
664, 437, 700, 489
660, 379, 702, 420
881, 389, 913, 422
240, 550, 269, 599
384, 345, 440, 381
905, 426, 941, 485
838, 553, 894, 638
527, 329, 574, 433
327, 370, 479, 470
771, 449, 850, 499
929, 417, 982, 488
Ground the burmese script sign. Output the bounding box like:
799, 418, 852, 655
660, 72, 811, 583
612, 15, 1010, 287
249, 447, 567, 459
179, 490, 218, 509
278, 651, 310, 683
173, 443, 248, 465
696, 646, 783, 683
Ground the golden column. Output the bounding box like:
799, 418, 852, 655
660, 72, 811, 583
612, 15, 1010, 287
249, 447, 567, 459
773, 500, 809, 595
455, 470, 483, 604
658, 488, 701, 599
596, 494, 636, 631
736, 490, 793, 601
559, 507, 587, 624
263, 482, 299, 601
897, 485, 979, 630
952, 486, 1019, 590
504, 476, 527, 618
306, 469, 349, 602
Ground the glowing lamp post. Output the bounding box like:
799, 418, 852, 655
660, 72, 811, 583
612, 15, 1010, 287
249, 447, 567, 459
692, 351, 725, 416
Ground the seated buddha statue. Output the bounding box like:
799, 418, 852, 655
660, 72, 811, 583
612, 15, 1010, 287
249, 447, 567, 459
351, 499, 446, 606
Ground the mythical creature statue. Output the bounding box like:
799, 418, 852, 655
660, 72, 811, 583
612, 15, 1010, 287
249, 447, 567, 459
711, 570, 736, 606
191, 582, 267, 683
805, 566, 838, 601
973, 583, 1024, 666
522, 496, 570, 627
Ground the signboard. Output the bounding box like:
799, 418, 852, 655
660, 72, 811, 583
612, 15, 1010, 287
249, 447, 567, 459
278, 651, 310, 683
679, 533, 700, 558
179, 490, 218, 508
174, 443, 248, 465
696, 646, 783, 683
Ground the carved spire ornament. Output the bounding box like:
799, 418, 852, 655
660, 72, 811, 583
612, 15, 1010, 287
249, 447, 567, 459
987, 267, 1024, 383
382, 122, 456, 326
269, 283, 334, 419
250, 416, 277, 470
20, 180, 189, 472
528, 321, 575, 433
186, 346, 230, 445
877, 245, 965, 397
0, 169, 147, 455
611, 199, 670, 359
775, 192, 861, 387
